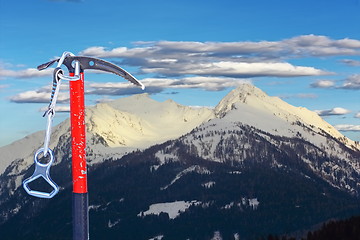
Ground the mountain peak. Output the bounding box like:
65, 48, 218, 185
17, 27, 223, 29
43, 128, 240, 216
214, 84, 358, 150
214, 84, 268, 117
231, 83, 266, 97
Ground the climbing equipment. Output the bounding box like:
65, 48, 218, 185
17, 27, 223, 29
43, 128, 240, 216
22, 52, 81, 199
22, 51, 144, 240
23, 148, 59, 198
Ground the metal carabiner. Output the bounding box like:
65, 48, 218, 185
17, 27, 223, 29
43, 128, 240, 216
57, 52, 81, 81
42, 67, 63, 157
23, 148, 59, 199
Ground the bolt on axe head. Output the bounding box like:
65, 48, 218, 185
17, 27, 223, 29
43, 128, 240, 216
38, 56, 145, 90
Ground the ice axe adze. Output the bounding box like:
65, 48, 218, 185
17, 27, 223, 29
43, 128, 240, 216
37, 52, 144, 240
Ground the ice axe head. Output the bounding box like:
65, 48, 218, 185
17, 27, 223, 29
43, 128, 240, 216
38, 56, 145, 89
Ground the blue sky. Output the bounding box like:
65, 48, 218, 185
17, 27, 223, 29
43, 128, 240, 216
1, 0, 360, 146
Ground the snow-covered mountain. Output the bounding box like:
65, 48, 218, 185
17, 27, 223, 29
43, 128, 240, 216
1, 84, 360, 239
0, 84, 358, 190
151, 85, 360, 195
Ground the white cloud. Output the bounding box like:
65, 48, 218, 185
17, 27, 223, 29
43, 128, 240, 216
335, 124, 360, 131
10, 90, 51, 103
9, 89, 69, 103
283, 35, 360, 56
335, 38, 360, 48
80, 46, 153, 59
80, 46, 128, 58
341, 59, 360, 66
355, 112, 360, 118
80, 35, 346, 79
310, 80, 336, 88
315, 107, 351, 116
81, 35, 360, 60
142, 61, 329, 78
311, 75, 360, 90
0, 67, 52, 79
340, 74, 360, 89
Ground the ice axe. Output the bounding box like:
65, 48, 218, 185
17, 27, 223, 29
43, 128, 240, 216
25, 51, 144, 240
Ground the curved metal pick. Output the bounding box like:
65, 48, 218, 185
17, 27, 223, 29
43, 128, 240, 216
37, 56, 145, 90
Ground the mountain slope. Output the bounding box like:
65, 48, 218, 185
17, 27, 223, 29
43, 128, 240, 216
86, 93, 214, 148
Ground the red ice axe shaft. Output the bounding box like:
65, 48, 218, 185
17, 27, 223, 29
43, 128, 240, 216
70, 71, 87, 194
70, 71, 89, 239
